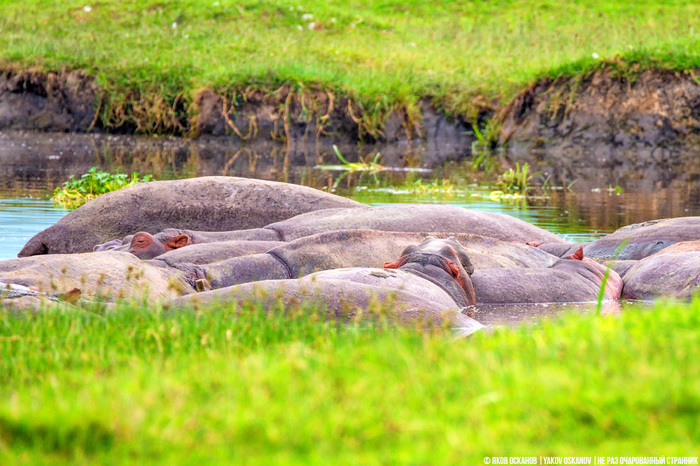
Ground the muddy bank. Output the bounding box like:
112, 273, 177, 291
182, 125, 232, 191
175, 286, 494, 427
0, 69, 98, 132
500, 69, 700, 188
1, 67, 699, 182
0, 69, 474, 164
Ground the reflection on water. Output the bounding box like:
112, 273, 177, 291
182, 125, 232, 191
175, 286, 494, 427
1, 131, 699, 256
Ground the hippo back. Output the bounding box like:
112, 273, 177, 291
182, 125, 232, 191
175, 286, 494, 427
19, 177, 362, 256
264, 205, 566, 244
583, 217, 700, 260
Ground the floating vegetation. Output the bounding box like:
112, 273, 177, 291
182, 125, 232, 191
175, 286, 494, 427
316, 145, 431, 190
398, 178, 456, 196
496, 162, 535, 195
52, 167, 153, 208
315, 145, 387, 173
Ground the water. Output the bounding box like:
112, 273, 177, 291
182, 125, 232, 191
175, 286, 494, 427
0, 198, 70, 260
1, 131, 699, 325
1, 130, 699, 259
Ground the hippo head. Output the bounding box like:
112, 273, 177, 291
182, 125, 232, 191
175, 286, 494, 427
92, 238, 124, 252
383, 236, 476, 308
127, 230, 190, 260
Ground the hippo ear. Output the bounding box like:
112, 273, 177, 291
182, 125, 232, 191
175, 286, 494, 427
167, 234, 190, 250
446, 259, 461, 279
450, 246, 475, 276
383, 260, 401, 269
569, 247, 584, 261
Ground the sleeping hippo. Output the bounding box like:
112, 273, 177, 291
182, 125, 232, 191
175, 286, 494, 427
617, 241, 700, 300
106, 204, 567, 258
470, 247, 623, 304
533, 217, 700, 260
0, 251, 200, 305
152, 230, 559, 289
110, 229, 284, 259
19, 176, 362, 256
167, 237, 482, 335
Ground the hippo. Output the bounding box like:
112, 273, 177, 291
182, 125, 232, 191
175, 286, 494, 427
470, 247, 623, 304
167, 237, 482, 335
19, 176, 362, 256
0, 251, 199, 304
159, 230, 559, 289
151, 239, 285, 265
92, 238, 125, 252
0, 283, 82, 311
119, 204, 567, 252
618, 241, 700, 300
532, 217, 700, 261
120, 229, 284, 259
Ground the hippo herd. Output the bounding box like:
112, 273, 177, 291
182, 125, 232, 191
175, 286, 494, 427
1, 176, 699, 332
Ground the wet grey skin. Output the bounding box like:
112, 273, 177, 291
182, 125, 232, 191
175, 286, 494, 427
19, 176, 362, 256
166, 237, 482, 336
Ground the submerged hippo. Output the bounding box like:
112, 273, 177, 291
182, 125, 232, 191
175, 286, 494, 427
618, 241, 700, 300
114, 229, 284, 260
533, 217, 700, 260
111, 204, 567, 256
470, 248, 623, 304
0, 252, 199, 304
19, 177, 362, 256
154, 230, 559, 289
167, 237, 482, 334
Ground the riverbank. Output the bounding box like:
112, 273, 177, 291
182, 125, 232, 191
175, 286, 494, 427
1, 2, 698, 152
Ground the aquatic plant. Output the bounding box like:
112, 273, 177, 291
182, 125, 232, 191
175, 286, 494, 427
405, 178, 455, 196
470, 119, 503, 173
52, 167, 153, 208
495, 162, 534, 195
315, 145, 386, 173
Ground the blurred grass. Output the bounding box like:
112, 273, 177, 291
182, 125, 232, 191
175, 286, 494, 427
0, 0, 698, 124
1, 297, 698, 462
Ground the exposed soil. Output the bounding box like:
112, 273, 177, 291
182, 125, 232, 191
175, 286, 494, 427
1, 67, 699, 178
500, 69, 700, 188
0, 69, 98, 132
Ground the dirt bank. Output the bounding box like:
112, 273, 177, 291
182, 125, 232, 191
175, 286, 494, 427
0, 69, 98, 132
1, 67, 699, 178
500, 69, 700, 187
0, 69, 474, 164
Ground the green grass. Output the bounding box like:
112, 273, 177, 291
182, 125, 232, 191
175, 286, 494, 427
0, 0, 698, 127
1, 297, 698, 462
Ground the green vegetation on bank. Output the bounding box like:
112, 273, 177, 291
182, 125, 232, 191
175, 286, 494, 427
1, 298, 698, 462
0, 0, 698, 128
52, 167, 153, 208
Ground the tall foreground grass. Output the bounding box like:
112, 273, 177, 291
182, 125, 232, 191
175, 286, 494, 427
0, 0, 698, 118
1, 298, 698, 462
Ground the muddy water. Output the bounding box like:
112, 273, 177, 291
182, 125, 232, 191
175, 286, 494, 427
1, 131, 698, 324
